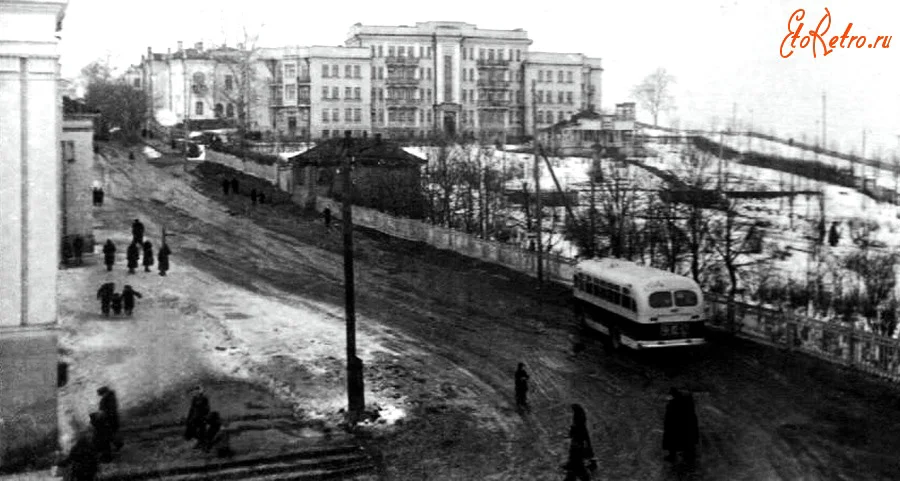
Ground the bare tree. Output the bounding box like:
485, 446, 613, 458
632, 68, 676, 127
215, 26, 264, 148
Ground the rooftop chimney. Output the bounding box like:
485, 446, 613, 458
177, 41, 183, 52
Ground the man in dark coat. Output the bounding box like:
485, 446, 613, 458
97, 283, 114, 317
102, 240, 116, 271
663, 387, 699, 462
514, 363, 529, 411
323, 207, 332, 229
142, 241, 154, 272
230, 177, 239, 195
89, 412, 113, 463
258, 191, 266, 204
110, 292, 123, 316
126, 242, 140, 274
122, 285, 142, 316
97, 188, 105, 206
73, 236, 85, 266
250, 188, 258, 205
202, 411, 233, 456
221, 178, 230, 195
65, 430, 100, 481
563, 403, 595, 481
158, 242, 171, 276
92, 187, 100, 206
97, 387, 122, 452
185, 386, 211, 445
828, 221, 840, 247
131, 219, 145, 245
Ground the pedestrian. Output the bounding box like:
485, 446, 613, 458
110, 292, 123, 316
158, 242, 171, 276
98, 188, 105, 206
92, 187, 100, 207
250, 188, 258, 205
89, 412, 112, 463
185, 385, 210, 446
515, 363, 529, 411
202, 412, 233, 457
96, 282, 114, 317
64, 429, 100, 481
97, 387, 122, 452
663, 387, 699, 463
102, 240, 116, 271
230, 177, 239, 195
828, 221, 840, 247
142, 241, 154, 272
258, 191, 266, 204
72, 236, 85, 266
122, 285, 142, 316
563, 403, 596, 481
221, 178, 230, 195
63, 238, 74, 265
131, 219, 145, 245
126, 242, 140, 274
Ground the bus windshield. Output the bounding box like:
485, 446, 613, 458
648, 291, 673, 308
674, 290, 699, 307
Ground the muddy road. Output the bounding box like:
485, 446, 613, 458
98, 144, 900, 480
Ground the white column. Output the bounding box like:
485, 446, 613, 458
452, 42, 461, 104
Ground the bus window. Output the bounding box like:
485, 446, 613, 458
611, 291, 621, 304
674, 290, 699, 307
620, 295, 632, 309
649, 291, 673, 308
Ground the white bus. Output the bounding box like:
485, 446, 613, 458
573, 258, 706, 350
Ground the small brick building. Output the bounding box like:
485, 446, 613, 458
289, 133, 427, 218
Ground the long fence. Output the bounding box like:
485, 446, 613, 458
202, 150, 900, 384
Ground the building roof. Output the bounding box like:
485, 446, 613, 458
346, 21, 532, 43
288, 136, 427, 168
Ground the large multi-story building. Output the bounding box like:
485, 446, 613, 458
257, 46, 371, 140
135, 22, 602, 142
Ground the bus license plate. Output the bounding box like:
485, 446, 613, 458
660, 323, 688, 338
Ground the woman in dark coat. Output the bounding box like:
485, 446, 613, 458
158, 242, 171, 276
663, 388, 699, 462
102, 240, 116, 271
126, 242, 140, 274
564, 403, 595, 481
185, 386, 210, 445
96, 282, 114, 317
131, 219, 145, 245
65, 430, 100, 481
110, 292, 123, 316
97, 387, 122, 451
142, 241, 154, 272
514, 363, 529, 410
122, 285, 142, 316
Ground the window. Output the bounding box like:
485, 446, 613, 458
462, 48, 467, 60
371, 45, 376, 57
649, 291, 674, 308
345, 65, 352, 78
322, 65, 329, 77
378, 67, 384, 79
371, 66, 376, 79
398, 46, 405, 57
426, 68, 432, 80
285, 63, 296, 79
133, 78, 140, 88
345, 108, 352, 122
322, 86, 329, 99
354, 87, 361, 99
462, 90, 467, 102
537, 91, 543, 103
536, 111, 543, 124
354, 65, 361, 78
332, 65, 339, 77
224, 75, 233, 90
332, 108, 340, 122
567, 92, 573, 104
558, 111, 564, 122
288, 116, 297, 131
322, 129, 330, 138
322, 109, 329, 122
567, 71, 573, 83
214, 103, 223, 117
378, 45, 383, 57
558, 91, 564, 104
388, 46, 395, 57
558, 70, 564, 83
195, 101, 203, 115
61, 140, 75, 162
192, 72, 205, 86
332, 86, 339, 99
286, 85, 296, 101
226, 104, 234, 118
345, 86, 352, 99
509, 48, 513, 61
516, 49, 521, 61
674, 290, 699, 307
420, 46, 425, 58
546, 91, 552, 104
538, 71, 543, 82
354, 108, 361, 122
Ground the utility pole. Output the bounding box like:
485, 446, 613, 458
531, 80, 543, 287
589, 154, 597, 258
340, 130, 364, 423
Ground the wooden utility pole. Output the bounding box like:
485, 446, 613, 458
531, 80, 543, 286
341, 130, 364, 422
589, 154, 597, 258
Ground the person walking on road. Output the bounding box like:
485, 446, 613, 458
563, 403, 596, 481
142, 241, 154, 272
663, 387, 699, 463
515, 363, 530, 411
97, 283, 115, 317
110, 291, 123, 316
230, 177, 239, 195
828, 221, 841, 247
323, 207, 332, 229
97, 387, 123, 452
221, 178, 230, 195
64, 429, 100, 481
185, 385, 211, 446
250, 188, 258, 205
102, 240, 116, 271
122, 285, 142, 316
131, 219, 145, 245
126, 242, 140, 274
158, 242, 171, 276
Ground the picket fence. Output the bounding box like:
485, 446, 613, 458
203, 152, 900, 384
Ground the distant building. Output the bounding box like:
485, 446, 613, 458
524, 52, 602, 137
61, 97, 98, 259
539, 102, 636, 157
0, 0, 69, 470
289, 133, 427, 218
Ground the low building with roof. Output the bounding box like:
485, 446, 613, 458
288, 132, 427, 218
538, 102, 638, 157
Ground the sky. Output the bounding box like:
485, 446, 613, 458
59, 0, 900, 157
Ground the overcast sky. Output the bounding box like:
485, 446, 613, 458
59, 0, 900, 156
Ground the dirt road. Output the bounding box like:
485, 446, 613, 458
93, 143, 900, 480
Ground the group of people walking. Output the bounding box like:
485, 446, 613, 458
101, 219, 172, 276
221, 175, 271, 206
96, 282, 142, 317
513, 363, 700, 479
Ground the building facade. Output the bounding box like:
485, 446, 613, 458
61, 97, 97, 259
524, 52, 602, 135
539, 102, 637, 156
0, 0, 69, 470
258, 46, 371, 140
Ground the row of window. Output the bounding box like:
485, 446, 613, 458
370, 109, 434, 125
368, 44, 525, 63
459, 110, 526, 125
321, 64, 363, 79
535, 91, 575, 104
536, 110, 575, 124
460, 46, 522, 62
191, 72, 234, 90
537, 70, 576, 83
322, 86, 363, 100
648, 291, 699, 308
371, 66, 434, 81
574, 274, 638, 312
195, 101, 236, 117
321, 108, 364, 123
371, 44, 434, 59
